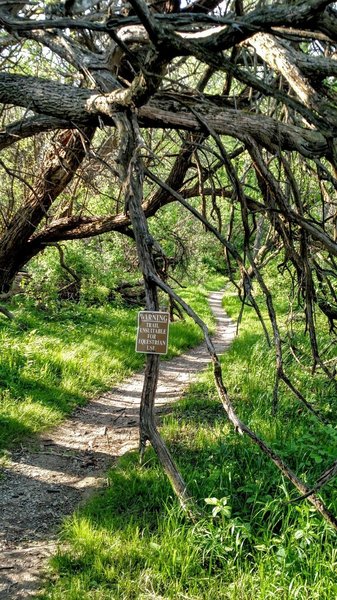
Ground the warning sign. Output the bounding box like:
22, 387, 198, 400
136, 311, 170, 354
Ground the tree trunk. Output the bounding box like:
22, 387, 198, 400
0, 127, 94, 293
120, 112, 190, 509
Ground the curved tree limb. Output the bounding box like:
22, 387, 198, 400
150, 272, 337, 531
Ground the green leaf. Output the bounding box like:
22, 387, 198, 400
204, 497, 219, 505
294, 530, 304, 540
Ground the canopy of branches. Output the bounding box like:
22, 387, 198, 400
0, 0, 337, 526
1, 0, 336, 359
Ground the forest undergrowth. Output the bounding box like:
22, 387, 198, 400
39, 271, 337, 600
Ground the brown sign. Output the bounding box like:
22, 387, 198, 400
136, 311, 170, 354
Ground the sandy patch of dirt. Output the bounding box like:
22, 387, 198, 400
0, 291, 236, 599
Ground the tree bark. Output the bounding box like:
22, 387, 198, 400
0, 127, 94, 292
120, 112, 190, 509
0, 74, 331, 160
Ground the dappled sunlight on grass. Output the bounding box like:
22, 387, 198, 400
41, 284, 337, 600
42, 424, 337, 599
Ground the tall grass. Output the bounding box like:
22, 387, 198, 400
40, 281, 337, 599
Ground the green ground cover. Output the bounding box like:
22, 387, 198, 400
0, 282, 217, 457
40, 281, 337, 600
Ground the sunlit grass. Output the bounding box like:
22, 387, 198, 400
40, 282, 337, 600
0, 283, 217, 455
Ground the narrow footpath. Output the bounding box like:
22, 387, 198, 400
0, 291, 236, 599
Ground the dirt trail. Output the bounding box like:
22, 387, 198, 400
0, 291, 236, 599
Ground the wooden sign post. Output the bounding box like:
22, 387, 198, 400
136, 311, 170, 354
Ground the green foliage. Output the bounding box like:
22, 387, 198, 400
40, 285, 337, 600
27, 236, 139, 307
149, 203, 229, 284
25, 222, 226, 308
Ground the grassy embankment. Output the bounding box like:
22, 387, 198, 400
0, 282, 218, 457
40, 270, 337, 600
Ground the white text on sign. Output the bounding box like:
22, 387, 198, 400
136, 311, 170, 354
